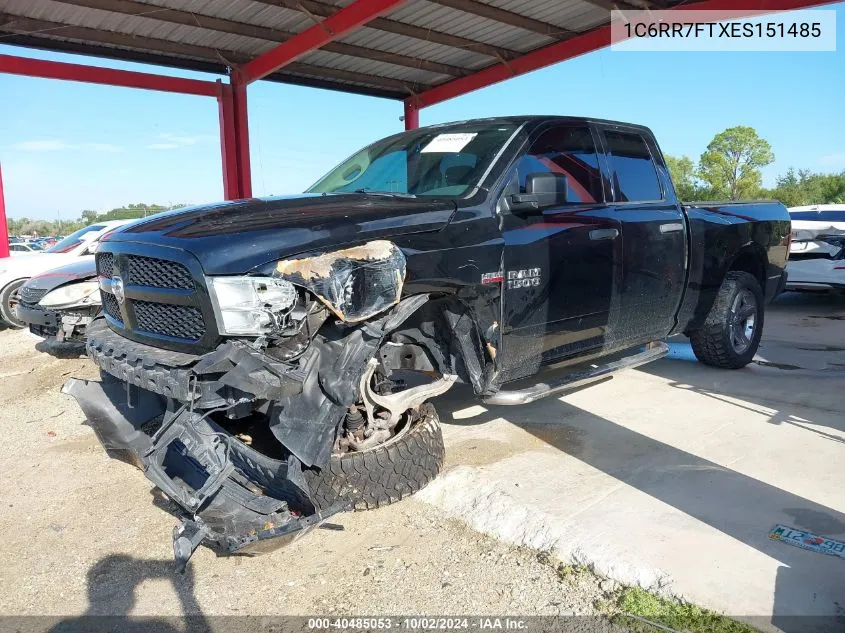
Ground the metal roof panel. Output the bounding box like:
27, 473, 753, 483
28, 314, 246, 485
0, 0, 671, 100
339, 26, 489, 70
302, 49, 448, 84
387, 1, 556, 53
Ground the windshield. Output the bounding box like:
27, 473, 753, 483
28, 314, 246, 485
47, 224, 106, 254
308, 123, 518, 197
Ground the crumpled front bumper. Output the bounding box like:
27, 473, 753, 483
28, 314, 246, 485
62, 374, 344, 570
84, 317, 303, 408
17, 302, 95, 341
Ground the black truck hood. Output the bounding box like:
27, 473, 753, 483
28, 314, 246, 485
105, 193, 456, 275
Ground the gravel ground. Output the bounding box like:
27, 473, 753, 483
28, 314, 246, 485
0, 326, 608, 619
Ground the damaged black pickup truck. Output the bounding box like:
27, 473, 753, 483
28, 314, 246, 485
63, 116, 790, 568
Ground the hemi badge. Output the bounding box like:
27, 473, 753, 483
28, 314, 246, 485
481, 271, 504, 284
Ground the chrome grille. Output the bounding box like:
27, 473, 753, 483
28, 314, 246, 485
133, 301, 204, 340
127, 255, 193, 290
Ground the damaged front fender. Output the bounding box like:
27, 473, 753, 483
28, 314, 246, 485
275, 240, 406, 323
267, 293, 430, 468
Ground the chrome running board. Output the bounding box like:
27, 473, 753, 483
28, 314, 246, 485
483, 341, 669, 406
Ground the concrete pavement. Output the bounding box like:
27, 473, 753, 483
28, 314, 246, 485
422, 292, 845, 632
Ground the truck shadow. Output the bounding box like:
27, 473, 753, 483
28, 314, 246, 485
636, 349, 845, 633
644, 344, 845, 442
434, 351, 845, 632
46, 554, 209, 633
34, 338, 87, 359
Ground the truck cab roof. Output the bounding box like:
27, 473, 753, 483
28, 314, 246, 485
416, 115, 655, 134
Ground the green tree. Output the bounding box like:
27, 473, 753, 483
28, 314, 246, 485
769, 168, 809, 207
806, 171, 845, 204
6, 202, 186, 237
761, 168, 845, 207
664, 155, 700, 201
80, 209, 99, 225
698, 126, 775, 200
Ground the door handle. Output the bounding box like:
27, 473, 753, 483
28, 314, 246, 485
589, 228, 619, 241
659, 222, 684, 234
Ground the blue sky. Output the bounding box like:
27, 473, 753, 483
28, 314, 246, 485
1, 4, 843, 220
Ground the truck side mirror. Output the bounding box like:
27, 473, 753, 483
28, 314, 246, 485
508, 172, 568, 212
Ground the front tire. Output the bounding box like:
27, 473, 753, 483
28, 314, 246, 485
689, 271, 764, 369
0, 279, 27, 329
304, 403, 445, 512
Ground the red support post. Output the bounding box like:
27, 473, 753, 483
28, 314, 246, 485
412, 0, 841, 109
232, 76, 253, 198
217, 76, 253, 200
0, 52, 236, 203
0, 53, 219, 97
240, 0, 407, 84
403, 100, 419, 131
217, 82, 241, 200
0, 162, 9, 259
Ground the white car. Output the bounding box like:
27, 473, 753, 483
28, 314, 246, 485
9, 242, 46, 256
0, 220, 131, 327
786, 204, 845, 291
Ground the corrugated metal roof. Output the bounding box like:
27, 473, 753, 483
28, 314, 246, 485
388, 1, 556, 53
484, 0, 609, 32
340, 26, 491, 71
302, 48, 448, 84
151, 0, 314, 33
0, 0, 687, 100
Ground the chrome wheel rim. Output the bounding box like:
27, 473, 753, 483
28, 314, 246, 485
729, 289, 757, 354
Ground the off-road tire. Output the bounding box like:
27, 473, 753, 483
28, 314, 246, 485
303, 403, 445, 511
689, 271, 764, 369
0, 279, 27, 329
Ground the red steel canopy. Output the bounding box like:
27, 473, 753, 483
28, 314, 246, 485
0, 0, 838, 256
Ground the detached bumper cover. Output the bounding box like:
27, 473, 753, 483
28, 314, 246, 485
62, 375, 343, 569
84, 295, 430, 468
63, 295, 435, 569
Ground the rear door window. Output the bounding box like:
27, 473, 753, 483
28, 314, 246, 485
604, 130, 663, 202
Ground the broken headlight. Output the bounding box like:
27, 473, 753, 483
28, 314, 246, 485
39, 281, 100, 309
274, 240, 406, 323
207, 277, 297, 335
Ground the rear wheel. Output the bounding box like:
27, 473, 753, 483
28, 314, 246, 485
689, 271, 764, 369
0, 279, 27, 329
